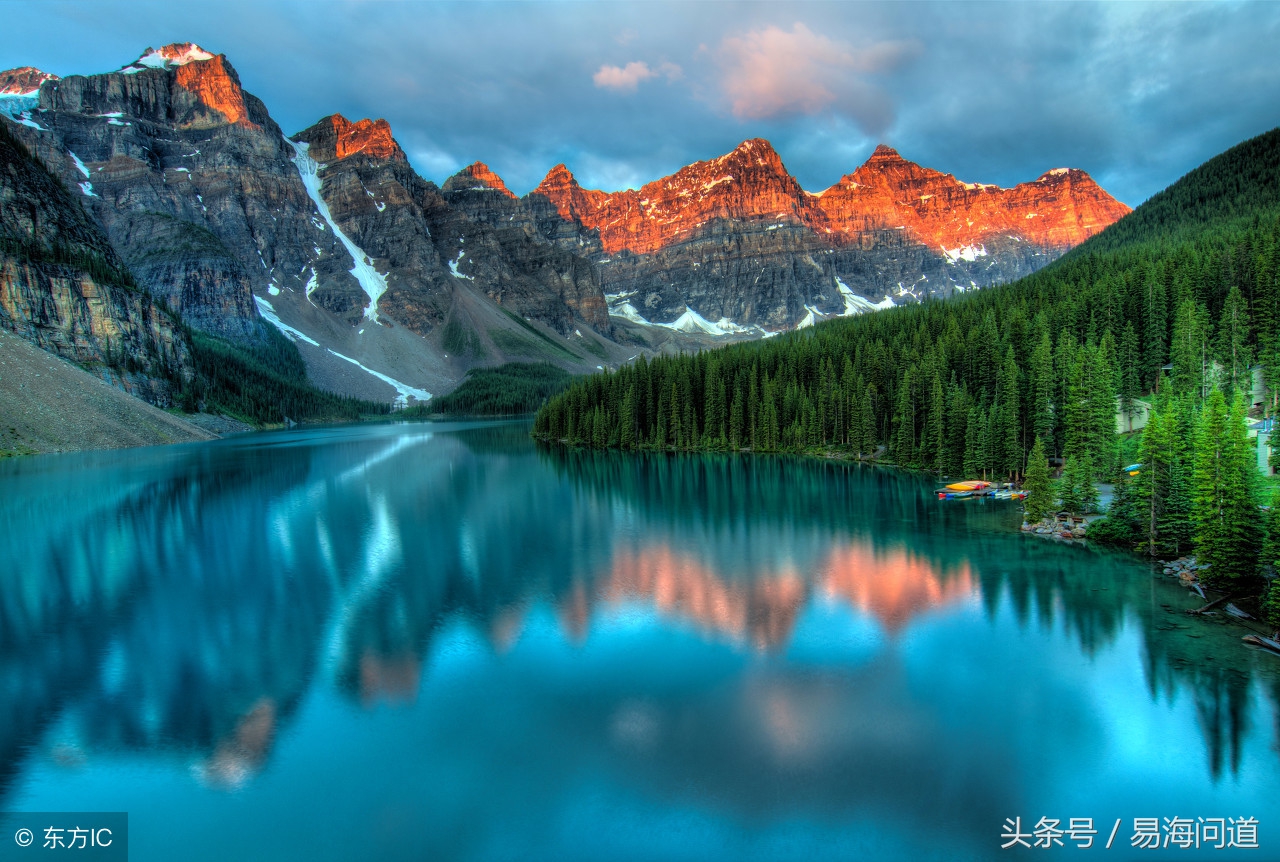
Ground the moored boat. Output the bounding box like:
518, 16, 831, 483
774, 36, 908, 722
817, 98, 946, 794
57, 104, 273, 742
937, 480, 992, 500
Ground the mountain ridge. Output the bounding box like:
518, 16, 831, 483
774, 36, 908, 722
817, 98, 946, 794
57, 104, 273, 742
0, 42, 1133, 418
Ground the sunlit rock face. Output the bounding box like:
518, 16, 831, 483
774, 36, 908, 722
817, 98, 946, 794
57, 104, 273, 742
297, 114, 406, 164
4, 44, 343, 340
815, 144, 1130, 257
292, 114, 611, 337
524, 140, 1129, 329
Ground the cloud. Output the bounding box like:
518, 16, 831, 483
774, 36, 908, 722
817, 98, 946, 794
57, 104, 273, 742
593, 60, 682, 92
718, 23, 917, 132
593, 61, 655, 91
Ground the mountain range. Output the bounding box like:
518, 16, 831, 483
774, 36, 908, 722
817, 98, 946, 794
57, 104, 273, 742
0, 43, 1129, 411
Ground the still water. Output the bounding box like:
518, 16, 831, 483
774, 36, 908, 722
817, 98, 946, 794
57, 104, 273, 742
0, 420, 1276, 861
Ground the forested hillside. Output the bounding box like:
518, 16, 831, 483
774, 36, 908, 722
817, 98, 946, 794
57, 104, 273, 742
536, 127, 1280, 477
535, 128, 1280, 610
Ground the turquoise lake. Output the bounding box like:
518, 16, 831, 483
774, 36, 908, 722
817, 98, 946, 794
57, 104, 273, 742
0, 419, 1276, 861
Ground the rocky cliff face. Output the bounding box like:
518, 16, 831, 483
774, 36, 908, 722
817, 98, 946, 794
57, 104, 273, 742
3, 46, 365, 340
815, 144, 1129, 255
0, 67, 59, 95
295, 114, 610, 339
527, 139, 1130, 329
0, 43, 1133, 410
0, 121, 191, 405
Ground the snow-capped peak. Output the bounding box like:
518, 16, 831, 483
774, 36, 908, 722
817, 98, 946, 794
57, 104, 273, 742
122, 43, 216, 74
0, 67, 59, 96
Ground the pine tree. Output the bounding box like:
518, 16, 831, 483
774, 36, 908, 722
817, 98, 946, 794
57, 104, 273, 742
1089, 334, 1119, 476
1030, 330, 1055, 444
1118, 322, 1142, 431
1060, 452, 1099, 513
1215, 285, 1252, 397
620, 385, 637, 449
1170, 299, 1210, 399
1192, 390, 1262, 583
994, 348, 1021, 479
1022, 437, 1055, 523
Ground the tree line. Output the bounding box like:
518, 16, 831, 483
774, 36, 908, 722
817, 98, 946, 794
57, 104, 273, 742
534, 127, 1280, 622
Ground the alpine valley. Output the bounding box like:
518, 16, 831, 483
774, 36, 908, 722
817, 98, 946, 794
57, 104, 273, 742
0, 43, 1128, 426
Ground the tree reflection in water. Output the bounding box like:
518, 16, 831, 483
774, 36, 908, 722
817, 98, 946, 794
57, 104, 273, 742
0, 421, 1275, 831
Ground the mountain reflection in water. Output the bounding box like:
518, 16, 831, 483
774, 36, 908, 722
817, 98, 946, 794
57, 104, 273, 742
0, 421, 1276, 861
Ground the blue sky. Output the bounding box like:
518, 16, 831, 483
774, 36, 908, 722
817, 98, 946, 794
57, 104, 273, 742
4, 1, 1278, 206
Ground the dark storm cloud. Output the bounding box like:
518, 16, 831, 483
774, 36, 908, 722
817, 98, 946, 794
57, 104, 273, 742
2, 1, 1277, 205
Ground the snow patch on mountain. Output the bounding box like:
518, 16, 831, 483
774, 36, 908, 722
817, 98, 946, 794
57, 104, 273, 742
68, 151, 91, 178
0, 92, 38, 118
448, 251, 474, 280
122, 44, 215, 74
835, 277, 896, 315
254, 296, 319, 346
325, 349, 431, 407
610, 301, 768, 337
0, 93, 46, 130
941, 243, 988, 263
288, 138, 389, 322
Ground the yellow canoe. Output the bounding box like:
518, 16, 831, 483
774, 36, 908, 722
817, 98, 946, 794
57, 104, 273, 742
945, 481, 990, 492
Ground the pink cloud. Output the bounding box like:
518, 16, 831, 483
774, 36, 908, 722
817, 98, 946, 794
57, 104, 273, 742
719, 23, 917, 131
593, 60, 683, 92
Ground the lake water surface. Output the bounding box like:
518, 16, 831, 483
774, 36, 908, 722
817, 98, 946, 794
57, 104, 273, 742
1, 420, 1277, 861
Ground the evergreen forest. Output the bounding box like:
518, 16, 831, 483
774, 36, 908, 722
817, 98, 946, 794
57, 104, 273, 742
535, 127, 1280, 620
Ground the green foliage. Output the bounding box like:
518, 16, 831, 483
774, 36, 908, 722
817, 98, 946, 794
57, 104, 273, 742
1191, 390, 1263, 583
536, 129, 1280, 464
189, 328, 389, 425
494, 308, 582, 360
442, 318, 487, 358
1060, 452, 1100, 513
1090, 469, 1143, 546
1134, 394, 1196, 557
1022, 437, 1055, 522
414, 362, 572, 417
1263, 580, 1280, 630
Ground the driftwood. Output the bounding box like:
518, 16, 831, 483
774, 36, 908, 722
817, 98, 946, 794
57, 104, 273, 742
1186, 593, 1242, 615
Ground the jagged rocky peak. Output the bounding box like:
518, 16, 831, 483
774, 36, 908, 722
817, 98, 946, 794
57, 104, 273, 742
293, 114, 406, 163
713, 137, 786, 170
530, 163, 610, 225
868, 143, 904, 162
538, 163, 579, 189
43, 41, 258, 128
120, 43, 217, 73
443, 161, 516, 198
0, 67, 59, 95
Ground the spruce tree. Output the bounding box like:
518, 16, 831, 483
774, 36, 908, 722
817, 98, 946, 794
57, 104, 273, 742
1215, 285, 1252, 397
1118, 322, 1141, 429
1060, 452, 1099, 513
1030, 330, 1055, 444
1022, 437, 1055, 522
1192, 390, 1262, 582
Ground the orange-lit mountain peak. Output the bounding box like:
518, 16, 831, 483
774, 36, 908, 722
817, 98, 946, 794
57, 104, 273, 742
531, 163, 611, 224
816, 143, 1130, 251
173, 54, 252, 128
445, 161, 516, 198
124, 43, 218, 72
822, 545, 975, 633
713, 137, 786, 170
536, 163, 581, 190
0, 67, 58, 95
868, 143, 905, 162
294, 114, 406, 163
